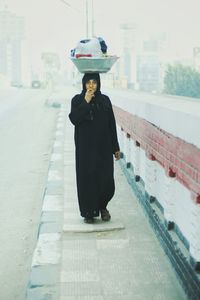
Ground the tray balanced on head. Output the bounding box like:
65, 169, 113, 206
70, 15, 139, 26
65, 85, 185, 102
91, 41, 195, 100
70, 37, 119, 74
70, 56, 119, 74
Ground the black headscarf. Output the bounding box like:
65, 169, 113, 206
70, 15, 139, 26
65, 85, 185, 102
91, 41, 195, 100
82, 73, 101, 95
81, 72, 111, 111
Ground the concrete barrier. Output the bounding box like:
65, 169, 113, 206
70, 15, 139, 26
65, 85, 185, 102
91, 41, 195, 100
112, 91, 200, 299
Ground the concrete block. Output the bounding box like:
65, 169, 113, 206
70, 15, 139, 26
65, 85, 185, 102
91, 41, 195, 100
47, 170, 62, 181
28, 265, 60, 288
41, 211, 63, 224
42, 195, 62, 212
39, 222, 62, 234
26, 285, 59, 300
46, 181, 63, 195
32, 233, 61, 267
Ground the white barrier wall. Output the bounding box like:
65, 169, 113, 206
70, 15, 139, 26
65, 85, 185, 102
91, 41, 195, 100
112, 91, 200, 266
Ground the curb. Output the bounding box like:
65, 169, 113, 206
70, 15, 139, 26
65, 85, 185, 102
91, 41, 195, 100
26, 104, 66, 300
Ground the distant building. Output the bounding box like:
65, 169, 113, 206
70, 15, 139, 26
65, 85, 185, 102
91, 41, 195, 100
119, 23, 137, 88
41, 52, 61, 88
137, 34, 166, 92
137, 54, 161, 92
0, 7, 25, 86
193, 47, 200, 72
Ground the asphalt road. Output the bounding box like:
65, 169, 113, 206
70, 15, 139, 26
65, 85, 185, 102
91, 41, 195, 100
0, 87, 58, 300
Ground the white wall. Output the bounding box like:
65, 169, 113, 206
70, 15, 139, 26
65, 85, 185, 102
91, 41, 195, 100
116, 96, 200, 262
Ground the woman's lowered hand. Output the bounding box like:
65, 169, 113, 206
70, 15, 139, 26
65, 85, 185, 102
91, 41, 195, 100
114, 151, 121, 161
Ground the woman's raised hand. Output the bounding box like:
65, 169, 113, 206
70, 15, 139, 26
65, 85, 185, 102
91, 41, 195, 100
85, 89, 95, 103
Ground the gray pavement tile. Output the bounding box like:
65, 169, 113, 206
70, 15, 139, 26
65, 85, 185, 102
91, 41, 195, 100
26, 285, 59, 300
60, 282, 102, 297
54, 135, 64, 141
63, 216, 125, 233
32, 233, 61, 266
63, 185, 76, 192
64, 201, 79, 208
64, 149, 75, 153
64, 176, 76, 182
55, 130, 64, 136
64, 156, 75, 161
64, 208, 79, 214
53, 140, 63, 147
104, 296, 139, 300
104, 293, 177, 300
101, 278, 132, 296
98, 256, 137, 279
49, 161, 63, 170
63, 193, 77, 200
62, 245, 98, 268
60, 297, 103, 300
95, 229, 128, 240
39, 222, 62, 234
47, 170, 63, 181
129, 233, 159, 244
64, 159, 75, 164
41, 211, 62, 223
97, 248, 172, 285
96, 239, 129, 250
64, 182, 76, 188
64, 174, 76, 180
64, 214, 83, 223
42, 195, 62, 212
62, 231, 97, 240
61, 256, 98, 272
28, 265, 60, 287
61, 269, 100, 282
62, 239, 97, 253
127, 285, 187, 300
64, 198, 77, 204
57, 123, 64, 129
51, 153, 63, 160
64, 208, 79, 215
52, 144, 63, 150
64, 163, 75, 168
46, 181, 63, 195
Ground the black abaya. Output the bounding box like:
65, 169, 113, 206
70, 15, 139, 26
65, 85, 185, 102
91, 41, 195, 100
69, 73, 120, 218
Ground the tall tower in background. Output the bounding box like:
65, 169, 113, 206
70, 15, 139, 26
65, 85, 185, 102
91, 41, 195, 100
119, 23, 137, 88
193, 47, 200, 72
0, 5, 25, 86
137, 33, 167, 92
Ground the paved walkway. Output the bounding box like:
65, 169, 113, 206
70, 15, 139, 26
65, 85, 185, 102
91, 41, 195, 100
59, 95, 187, 300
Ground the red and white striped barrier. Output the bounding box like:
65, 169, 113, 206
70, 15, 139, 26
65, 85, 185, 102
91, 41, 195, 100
112, 93, 200, 266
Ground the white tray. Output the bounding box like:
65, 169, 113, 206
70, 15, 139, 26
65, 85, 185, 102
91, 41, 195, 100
70, 56, 119, 73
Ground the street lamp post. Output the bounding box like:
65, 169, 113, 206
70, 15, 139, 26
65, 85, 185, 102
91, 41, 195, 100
91, 0, 94, 37
59, 0, 94, 38
86, 0, 89, 38
85, 0, 94, 38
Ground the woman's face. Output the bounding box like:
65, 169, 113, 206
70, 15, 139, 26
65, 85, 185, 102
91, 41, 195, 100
85, 79, 97, 92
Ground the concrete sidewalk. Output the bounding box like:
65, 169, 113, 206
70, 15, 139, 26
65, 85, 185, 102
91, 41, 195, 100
26, 90, 187, 300
60, 99, 187, 299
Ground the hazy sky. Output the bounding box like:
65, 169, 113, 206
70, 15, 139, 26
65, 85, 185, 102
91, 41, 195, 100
1, 0, 200, 71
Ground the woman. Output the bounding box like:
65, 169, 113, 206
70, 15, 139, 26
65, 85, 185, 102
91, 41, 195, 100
69, 73, 120, 224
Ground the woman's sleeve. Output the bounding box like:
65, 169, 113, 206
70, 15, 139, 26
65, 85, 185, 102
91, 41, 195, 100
108, 98, 120, 154
68, 95, 92, 126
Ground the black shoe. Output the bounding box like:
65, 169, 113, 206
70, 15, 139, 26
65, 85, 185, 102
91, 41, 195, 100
84, 217, 94, 224
100, 209, 111, 221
